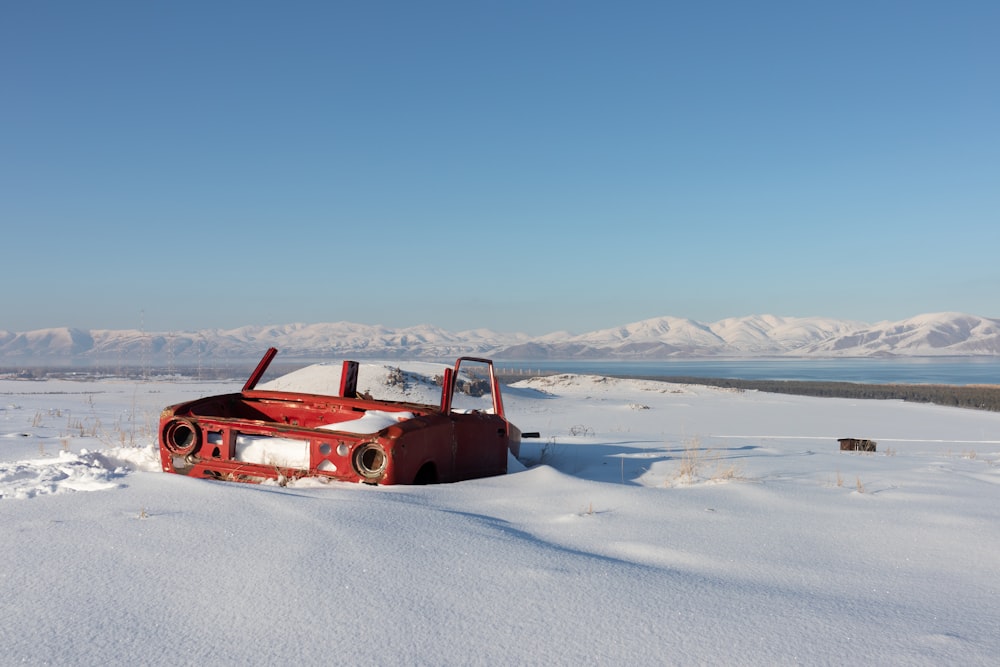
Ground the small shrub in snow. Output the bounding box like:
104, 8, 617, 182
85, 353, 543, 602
384, 367, 407, 390
710, 462, 743, 482
673, 438, 704, 483
538, 437, 563, 466
669, 438, 743, 485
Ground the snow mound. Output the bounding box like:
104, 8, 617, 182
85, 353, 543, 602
0, 445, 160, 500
319, 410, 415, 434
260, 361, 450, 404
514, 373, 695, 395
0, 451, 139, 499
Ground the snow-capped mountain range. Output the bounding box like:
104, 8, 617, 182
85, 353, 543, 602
1, 312, 999, 364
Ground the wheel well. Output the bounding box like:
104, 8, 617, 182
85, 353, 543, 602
412, 462, 438, 485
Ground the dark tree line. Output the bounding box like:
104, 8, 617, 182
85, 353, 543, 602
639, 377, 1000, 413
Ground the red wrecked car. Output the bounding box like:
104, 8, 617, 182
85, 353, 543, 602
158, 349, 530, 485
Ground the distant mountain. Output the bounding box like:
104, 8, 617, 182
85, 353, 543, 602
0, 322, 531, 364
1, 313, 999, 365
793, 312, 1000, 357
497, 314, 870, 359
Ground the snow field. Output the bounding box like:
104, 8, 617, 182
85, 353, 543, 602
2, 366, 999, 665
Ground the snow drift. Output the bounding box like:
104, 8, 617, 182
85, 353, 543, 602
2, 366, 1000, 664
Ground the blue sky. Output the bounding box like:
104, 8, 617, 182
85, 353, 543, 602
3, 1, 998, 335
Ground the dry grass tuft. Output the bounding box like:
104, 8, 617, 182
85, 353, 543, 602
673, 438, 704, 482
711, 462, 743, 481
670, 438, 743, 485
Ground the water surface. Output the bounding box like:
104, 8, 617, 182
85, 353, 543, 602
496, 358, 1000, 385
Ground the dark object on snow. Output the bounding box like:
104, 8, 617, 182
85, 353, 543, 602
839, 438, 877, 452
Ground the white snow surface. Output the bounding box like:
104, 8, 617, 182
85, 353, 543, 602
2, 365, 1000, 665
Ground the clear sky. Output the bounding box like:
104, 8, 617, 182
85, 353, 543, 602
2, 1, 998, 335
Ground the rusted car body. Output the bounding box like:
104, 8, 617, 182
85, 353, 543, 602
158, 349, 522, 485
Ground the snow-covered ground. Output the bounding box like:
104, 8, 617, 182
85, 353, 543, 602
2, 364, 999, 665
